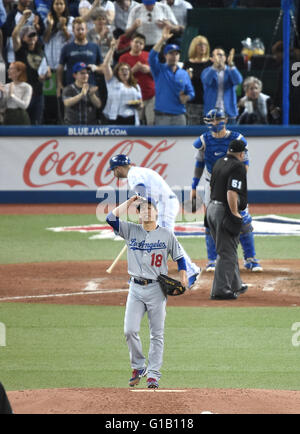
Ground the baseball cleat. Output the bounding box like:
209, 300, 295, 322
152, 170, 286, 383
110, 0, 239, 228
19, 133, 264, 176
188, 272, 199, 289
237, 284, 248, 295
205, 261, 216, 272
244, 258, 263, 272
147, 378, 159, 389
129, 367, 147, 387
189, 269, 202, 291
210, 292, 238, 300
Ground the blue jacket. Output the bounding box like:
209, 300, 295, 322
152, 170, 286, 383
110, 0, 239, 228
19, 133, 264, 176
149, 49, 195, 115
201, 66, 243, 118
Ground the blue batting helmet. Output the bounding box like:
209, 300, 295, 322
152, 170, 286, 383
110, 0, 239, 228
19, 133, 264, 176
204, 108, 227, 124
109, 154, 131, 171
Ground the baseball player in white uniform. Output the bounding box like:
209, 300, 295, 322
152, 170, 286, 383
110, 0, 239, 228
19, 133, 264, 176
108, 154, 201, 289
106, 195, 188, 388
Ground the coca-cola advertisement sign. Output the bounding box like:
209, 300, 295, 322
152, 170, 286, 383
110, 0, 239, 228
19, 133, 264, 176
22, 138, 177, 189
263, 139, 300, 188
0, 136, 299, 192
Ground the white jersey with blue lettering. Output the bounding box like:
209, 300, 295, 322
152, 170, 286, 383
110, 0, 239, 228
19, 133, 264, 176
127, 166, 175, 202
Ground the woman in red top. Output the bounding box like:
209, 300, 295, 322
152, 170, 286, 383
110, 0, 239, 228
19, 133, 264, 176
119, 32, 155, 125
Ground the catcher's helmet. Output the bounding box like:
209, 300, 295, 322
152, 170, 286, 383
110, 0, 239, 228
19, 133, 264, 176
109, 154, 131, 171
204, 108, 227, 124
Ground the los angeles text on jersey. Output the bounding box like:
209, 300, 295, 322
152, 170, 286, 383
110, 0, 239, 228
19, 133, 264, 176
129, 239, 167, 253
68, 127, 128, 136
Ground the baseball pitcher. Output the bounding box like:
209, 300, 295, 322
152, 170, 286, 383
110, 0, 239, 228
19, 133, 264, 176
106, 195, 187, 389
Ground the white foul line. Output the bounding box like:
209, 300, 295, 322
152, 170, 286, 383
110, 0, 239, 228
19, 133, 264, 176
0, 288, 129, 302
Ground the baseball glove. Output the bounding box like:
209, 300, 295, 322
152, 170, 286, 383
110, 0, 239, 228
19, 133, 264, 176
157, 274, 186, 297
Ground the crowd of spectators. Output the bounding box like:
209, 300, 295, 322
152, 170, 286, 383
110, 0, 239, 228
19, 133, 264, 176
0, 0, 299, 125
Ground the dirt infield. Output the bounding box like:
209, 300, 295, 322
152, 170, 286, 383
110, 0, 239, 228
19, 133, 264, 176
1, 203, 300, 414
1, 259, 300, 308
7, 387, 300, 415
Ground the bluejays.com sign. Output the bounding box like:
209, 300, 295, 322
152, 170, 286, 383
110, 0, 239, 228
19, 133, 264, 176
68, 127, 128, 136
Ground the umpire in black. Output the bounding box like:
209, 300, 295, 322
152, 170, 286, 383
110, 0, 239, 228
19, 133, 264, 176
206, 139, 248, 300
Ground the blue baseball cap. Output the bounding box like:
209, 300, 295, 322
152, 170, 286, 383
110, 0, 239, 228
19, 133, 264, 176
164, 44, 181, 55
142, 0, 156, 4
72, 62, 88, 73
108, 154, 131, 171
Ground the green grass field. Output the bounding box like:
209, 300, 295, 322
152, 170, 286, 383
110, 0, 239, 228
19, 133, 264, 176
0, 212, 300, 392
1, 303, 299, 391
0, 214, 299, 264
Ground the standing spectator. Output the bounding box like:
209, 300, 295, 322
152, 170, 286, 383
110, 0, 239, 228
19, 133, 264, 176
0, 0, 7, 27
62, 61, 101, 124
34, 0, 52, 21
12, 21, 51, 124
149, 26, 194, 126
161, 0, 192, 27
114, 0, 139, 39
79, 0, 115, 27
183, 35, 211, 125
43, 0, 74, 70
43, 0, 74, 124
161, 0, 192, 44
56, 17, 103, 97
87, 7, 113, 59
119, 32, 155, 125
237, 76, 277, 124
206, 140, 249, 300
1, 0, 44, 64
201, 47, 242, 123
126, 0, 179, 51
101, 39, 142, 125
0, 60, 32, 124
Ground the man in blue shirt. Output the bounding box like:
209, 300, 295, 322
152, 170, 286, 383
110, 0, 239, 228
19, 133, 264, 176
191, 108, 263, 273
149, 26, 195, 125
201, 47, 242, 123
56, 17, 103, 97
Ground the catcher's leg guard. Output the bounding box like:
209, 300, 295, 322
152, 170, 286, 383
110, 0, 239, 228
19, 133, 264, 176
239, 209, 255, 260
239, 231, 256, 260
205, 228, 217, 262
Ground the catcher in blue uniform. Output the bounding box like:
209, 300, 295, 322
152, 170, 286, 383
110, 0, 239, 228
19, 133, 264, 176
190, 108, 263, 273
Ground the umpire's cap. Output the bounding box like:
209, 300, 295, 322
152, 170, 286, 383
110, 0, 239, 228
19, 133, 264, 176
109, 154, 131, 171
228, 139, 247, 153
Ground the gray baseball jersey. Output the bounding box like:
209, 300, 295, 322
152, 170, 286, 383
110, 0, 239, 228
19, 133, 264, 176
118, 220, 184, 279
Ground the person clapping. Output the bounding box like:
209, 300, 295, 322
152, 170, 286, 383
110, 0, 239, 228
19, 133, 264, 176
62, 62, 102, 124
0, 61, 32, 125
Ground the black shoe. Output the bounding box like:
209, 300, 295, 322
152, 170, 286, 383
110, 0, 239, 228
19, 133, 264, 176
210, 292, 238, 300
237, 284, 248, 295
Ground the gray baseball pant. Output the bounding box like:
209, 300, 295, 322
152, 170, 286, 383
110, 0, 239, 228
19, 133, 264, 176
206, 202, 242, 296
124, 281, 166, 381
